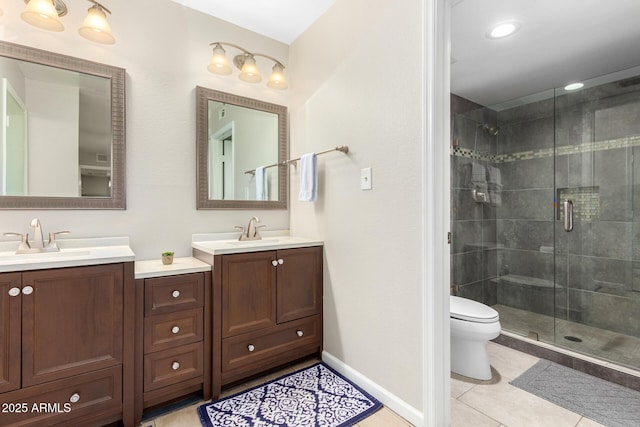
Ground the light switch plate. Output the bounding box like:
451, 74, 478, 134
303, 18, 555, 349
361, 167, 372, 190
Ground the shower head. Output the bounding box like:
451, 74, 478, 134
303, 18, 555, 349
479, 123, 500, 136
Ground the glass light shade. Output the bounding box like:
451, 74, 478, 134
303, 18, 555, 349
267, 63, 288, 90
21, 0, 64, 32
78, 5, 115, 44
239, 55, 261, 83
207, 44, 232, 75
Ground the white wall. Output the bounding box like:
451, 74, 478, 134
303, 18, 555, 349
0, 0, 290, 259
289, 0, 425, 421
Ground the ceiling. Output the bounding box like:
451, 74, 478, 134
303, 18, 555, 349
451, 0, 640, 107
171, 0, 335, 44
172, 0, 640, 107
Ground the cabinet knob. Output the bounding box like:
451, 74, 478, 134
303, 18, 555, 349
172, 362, 180, 370
69, 393, 80, 403
271, 260, 278, 266
171, 326, 180, 334
8, 287, 20, 297
22, 286, 34, 295
278, 258, 284, 265
172, 290, 180, 298
296, 330, 304, 337
247, 344, 255, 352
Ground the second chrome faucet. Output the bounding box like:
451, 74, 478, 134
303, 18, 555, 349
235, 216, 266, 241
3, 218, 70, 254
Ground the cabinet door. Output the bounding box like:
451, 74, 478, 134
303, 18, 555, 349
277, 247, 323, 323
21, 264, 123, 387
0, 272, 21, 393
222, 251, 277, 338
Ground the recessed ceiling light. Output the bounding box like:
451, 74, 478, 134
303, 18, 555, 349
487, 21, 521, 39
564, 82, 584, 91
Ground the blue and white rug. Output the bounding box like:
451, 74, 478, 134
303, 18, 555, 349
198, 362, 382, 427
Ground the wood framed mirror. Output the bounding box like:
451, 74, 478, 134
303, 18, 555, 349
0, 41, 125, 209
196, 86, 288, 210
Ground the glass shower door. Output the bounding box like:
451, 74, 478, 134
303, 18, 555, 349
553, 71, 640, 370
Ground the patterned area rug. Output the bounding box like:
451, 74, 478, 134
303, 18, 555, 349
511, 359, 640, 427
198, 362, 382, 427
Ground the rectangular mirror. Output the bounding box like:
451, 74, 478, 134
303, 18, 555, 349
196, 87, 288, 209
0, 41, 125, 209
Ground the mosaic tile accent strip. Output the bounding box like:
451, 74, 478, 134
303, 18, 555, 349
451, 146, 496, 162
452, 135, 640, 163
557, 187, 600, 222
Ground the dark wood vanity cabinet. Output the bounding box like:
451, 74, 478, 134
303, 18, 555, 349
134, 272, 211, 423
211, 246, 323, 395
0, 263, 134, 427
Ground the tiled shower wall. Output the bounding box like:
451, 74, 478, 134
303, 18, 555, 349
450, 95, 498, 303
451, 76, 640, 338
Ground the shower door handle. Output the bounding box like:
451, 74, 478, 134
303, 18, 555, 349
563, 200, 574, 232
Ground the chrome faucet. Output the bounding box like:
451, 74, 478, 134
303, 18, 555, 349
30, 218, 44, 249
235, 216, 266, 241
3, 218, 69, 254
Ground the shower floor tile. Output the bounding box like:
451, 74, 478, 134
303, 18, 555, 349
493, 304, 640, 371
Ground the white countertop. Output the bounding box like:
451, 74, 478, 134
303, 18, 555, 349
192, 230, 323, 255
135, 257, 211, 279
0, 237, 135, 273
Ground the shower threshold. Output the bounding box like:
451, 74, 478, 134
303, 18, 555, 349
492, 304, 640, 381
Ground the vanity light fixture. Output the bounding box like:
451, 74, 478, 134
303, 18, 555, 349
21, 0, 115, 44
208, 42, 288, 90
487, 21, 521, 39
78, 0, 115, 44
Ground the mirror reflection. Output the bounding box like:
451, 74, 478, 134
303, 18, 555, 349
207, 100, 278, 201
0, 57, 112, 197
196, 87, 287, 210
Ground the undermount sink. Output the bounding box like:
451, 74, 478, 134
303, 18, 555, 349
191, 232, 324, 255
227, 237, 282, 245
0, 249, 92, 261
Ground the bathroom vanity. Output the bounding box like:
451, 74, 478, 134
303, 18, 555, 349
133, 257, 212, 423
0, 238, 135, 427
192, 232, 323, 398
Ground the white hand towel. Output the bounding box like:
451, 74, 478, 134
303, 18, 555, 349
487, 165, 502, 207
471, 161, 488, 193
298, 153, 317, 202
256, 166, 268, 200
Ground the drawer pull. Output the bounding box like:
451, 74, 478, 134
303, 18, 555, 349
271, 260, 278, 266
171, 326, 180, 334
8, 287, 20, 297
296, 330, 304, 337
247, 344, 255, 352
172, 290, 180, 298
69, 393, 80, 403
22, 285, 34, 295
172, 362, 180, 370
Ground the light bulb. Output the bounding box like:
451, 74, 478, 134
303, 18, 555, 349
78, 4, 115, 44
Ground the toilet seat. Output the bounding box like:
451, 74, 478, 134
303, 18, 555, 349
450, 295, 499, 323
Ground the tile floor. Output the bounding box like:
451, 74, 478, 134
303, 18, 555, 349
451, 342, 607, 427
141, 343, 618, 427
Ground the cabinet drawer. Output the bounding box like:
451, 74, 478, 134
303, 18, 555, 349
222, 315, 321, 375
145, 273, 204, 316
0, 366, 122, 427
144, 308, 203, 354
144, 342, 203, 392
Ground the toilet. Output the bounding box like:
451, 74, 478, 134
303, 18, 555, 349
450, 295, 501, 380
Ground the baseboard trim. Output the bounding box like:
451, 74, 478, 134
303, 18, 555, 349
322, 351, 423, 426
